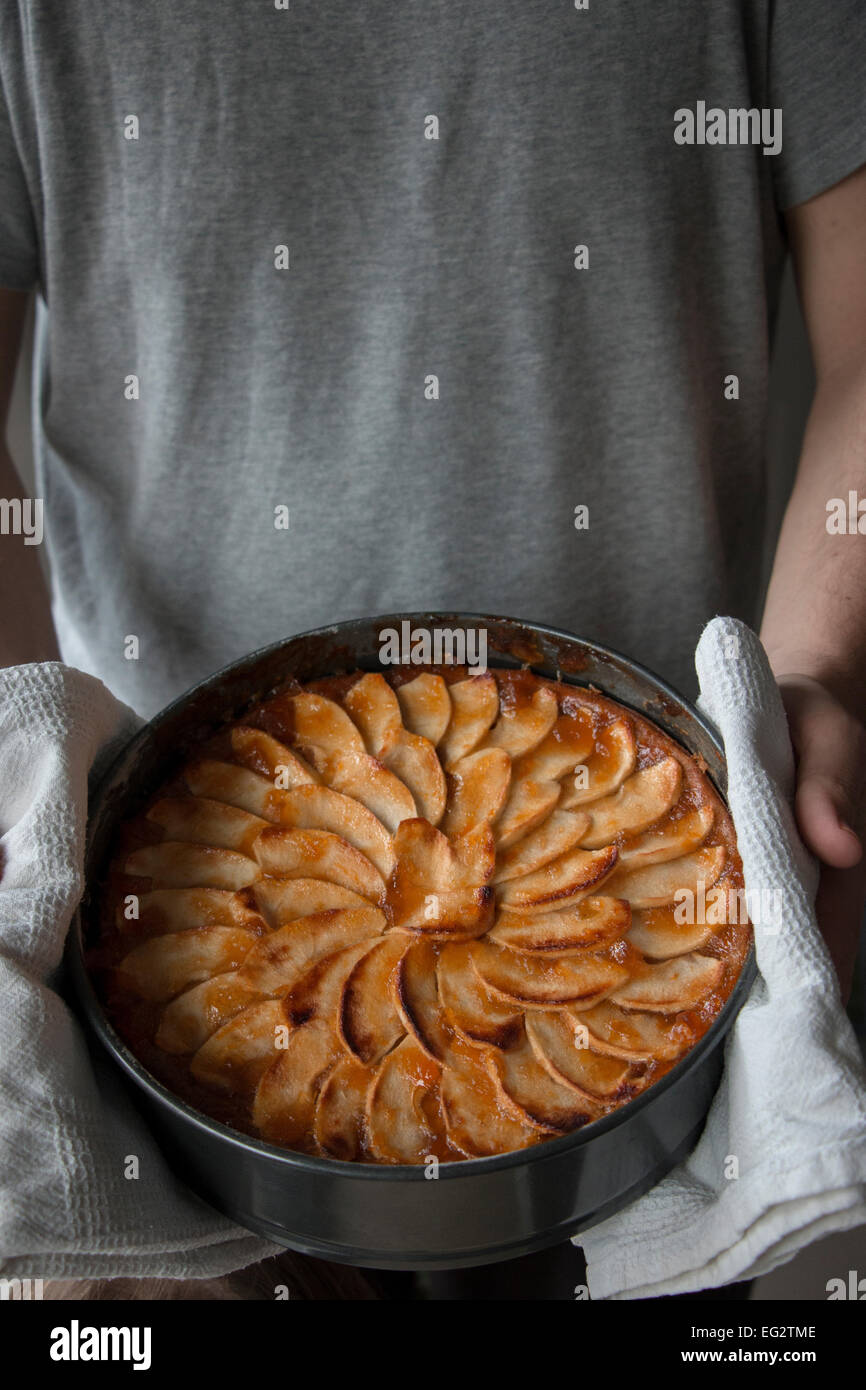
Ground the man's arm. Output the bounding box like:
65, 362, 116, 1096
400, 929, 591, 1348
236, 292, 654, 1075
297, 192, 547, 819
0, 286, 59, 665
760, 162, 866, 998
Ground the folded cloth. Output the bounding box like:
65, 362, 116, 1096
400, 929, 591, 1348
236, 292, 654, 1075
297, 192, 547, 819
579, 616, 866, 1300
0, 662, 280, 1280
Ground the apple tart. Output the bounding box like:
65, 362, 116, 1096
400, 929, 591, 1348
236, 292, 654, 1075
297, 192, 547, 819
88, 667, 752, 1164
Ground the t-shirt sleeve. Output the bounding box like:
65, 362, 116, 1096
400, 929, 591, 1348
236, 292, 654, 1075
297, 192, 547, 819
768, 0, 866, 211
0, 53, 40, 291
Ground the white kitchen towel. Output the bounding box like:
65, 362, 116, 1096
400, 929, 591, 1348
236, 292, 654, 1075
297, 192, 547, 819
0, 662, 280, 1279
579, 616, 866, 1300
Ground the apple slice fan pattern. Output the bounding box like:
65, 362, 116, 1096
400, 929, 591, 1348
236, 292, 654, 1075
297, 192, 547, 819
92, 669, 752, 1164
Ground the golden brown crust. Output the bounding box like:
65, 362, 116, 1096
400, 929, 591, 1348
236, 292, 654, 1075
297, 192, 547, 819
88, 666, 752, 1163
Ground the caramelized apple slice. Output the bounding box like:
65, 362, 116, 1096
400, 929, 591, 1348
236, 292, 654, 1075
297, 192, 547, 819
365, 1036, 442, 1163
494, 810, 591, 883
283, 941, 375, 1028
253, 1018, 342, 1147
342, 673, 403, 753
156, 973, 265, 1053
146, 797, 268, 855
441, 748, 511, 836
559, 718, 636, 809
485, 1034, 599, 1133
344, 674, 447, 824
386, 819, 495, 935
494, 778, 561, 850
602, 844, 726, 909
525, 1011, 633, 1100
339, 934, 408, 1063
116, 925, 256, 1001
497, 844, 618, 912
184, 759, 287, 821
579, 758, 683, 848
276, 785, 394, 878
392, 938, 454, 1062
437, 941, 523, 1048
252, 877, 373, 925
612, 952, 725, 1012
471, 941, 628, 1009
329, 755, 416, 834
314, 1055, 375, 1160
619, 804, 714, 865
438, 674, 499, 768
480, 683, 558, 757
191, 1000, 288, 1092
396, 673, 451, 745
252, 827, 385, 903
237, 907, 384, 995
440, 1061, 539, 1157
490, 897, 631, 953
572, 999, 689, 1061
628, 905, 717, 958
122, 888, 261, 936
124, 842, 261, 891
290, 692, 366, 769
230, 726, 320, 786
512, 709, 595, 784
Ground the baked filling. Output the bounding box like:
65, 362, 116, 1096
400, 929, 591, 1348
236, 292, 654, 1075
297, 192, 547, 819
88, 667, 752, 1163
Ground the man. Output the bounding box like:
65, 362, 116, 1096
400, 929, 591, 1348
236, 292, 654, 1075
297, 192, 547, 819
1, 2, 865, 1298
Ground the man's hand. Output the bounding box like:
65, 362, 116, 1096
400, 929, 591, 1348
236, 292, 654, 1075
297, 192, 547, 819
775, 673, 866, 1001
761, 161, 866, 1000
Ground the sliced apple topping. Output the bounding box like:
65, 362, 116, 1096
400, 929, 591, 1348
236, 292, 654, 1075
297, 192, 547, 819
612, 952, 725, 1012
497, 843, 618, 913
253, 1018, 343, 1147
392, 939, 454, 1062
146, 796, 268, 855
559, 717, 636, 809
365, 1036, 443, 1163
479, 683, 558, 758
437, 941, 523, 1048
184, 759, 287, 821
156, 973, 265, 1053
628, 905, 717, 959
602, 843, 726, 909
440, 1060, 538, 1157
314, 1055, 375, 1160
275, 784, 394, 878
252, 826, 385, 903
511, 708, 595, 784
485, 1033, 600, 1133
230, 726, 320, 787
124, 842, 261, 891
237, 907, 384, 995
441, 748, 511, 836
339, 934, 408, 1063
619, 803, 714, 866
494, 777, 561, 850
579, 757, 683, 849
283, 942, 375, 1029
191, 999, 288, 1092
471, 940, 628, 1009
524, 1011, 633, 1100
396, 673, 451, 745
438, 673, 499, 768
490, 897, 631, 953
252, 877, 373, 924
386, 818, 494, 936
572, 999, 689, 1061
121, 887, 262, 936
289, 691, 366, 770
493, 809, 591, 883
116, 925, 257, 1002
344, 673, 447, 825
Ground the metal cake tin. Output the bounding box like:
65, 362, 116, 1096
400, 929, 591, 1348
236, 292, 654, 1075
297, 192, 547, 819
67, 613, 757, 1270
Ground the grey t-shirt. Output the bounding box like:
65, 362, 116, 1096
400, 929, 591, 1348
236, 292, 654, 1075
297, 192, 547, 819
0, 1, 864, 718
